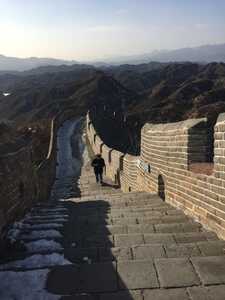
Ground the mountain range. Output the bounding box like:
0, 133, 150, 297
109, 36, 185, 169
105, 43, 225, 65
1, 61, 225, 156
0, 43, 225, 72
0, 55, 77, 72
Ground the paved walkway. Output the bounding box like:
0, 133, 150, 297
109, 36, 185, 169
1, 119, 225, 299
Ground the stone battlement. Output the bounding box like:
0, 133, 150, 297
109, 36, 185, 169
87, 112, 225, 239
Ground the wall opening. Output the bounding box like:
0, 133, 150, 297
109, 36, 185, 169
100, 143, 104, 154
94, 134, 97, 144
188, 122, 215, 176
19, 182, 24, 199
116, 169, 121, 187
108, 150, 113, 164
119, 155, 124, 171
158, 175, 165, 201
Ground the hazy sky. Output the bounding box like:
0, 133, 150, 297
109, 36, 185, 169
0, 0, 225, 61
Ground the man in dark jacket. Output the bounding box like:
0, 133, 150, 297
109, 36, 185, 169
91, 154, 106, 184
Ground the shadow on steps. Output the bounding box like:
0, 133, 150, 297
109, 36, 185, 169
46, 200, 138, 300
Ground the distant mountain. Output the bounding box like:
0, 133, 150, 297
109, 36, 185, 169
91, 62, 225, 154
102, 43, 225, 65
0, 67, 135, 125
0, 55, 77, 72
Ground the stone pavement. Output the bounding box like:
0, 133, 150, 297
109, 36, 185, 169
1, 120, 225, 299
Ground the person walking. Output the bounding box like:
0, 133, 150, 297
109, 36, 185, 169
91, 154, 106, 184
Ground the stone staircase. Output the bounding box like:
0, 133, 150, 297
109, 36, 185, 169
1, 122, 225, 299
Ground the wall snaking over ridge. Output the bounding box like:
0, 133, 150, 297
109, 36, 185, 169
87, 112, 225, 240
0, 109, 77, 238
87, 113, 139, 192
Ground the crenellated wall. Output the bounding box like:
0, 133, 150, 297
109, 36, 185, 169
87, 112, 225, 240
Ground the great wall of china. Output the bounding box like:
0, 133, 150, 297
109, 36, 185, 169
1, 112, 225, 298
87, 112, 225, 240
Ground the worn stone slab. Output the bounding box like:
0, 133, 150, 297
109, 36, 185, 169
83, 235, 114, 248
174, 233, 207, 244
165, 244, 201, 258
117, 260, 159, 289
197, 241, 225, 256
191, 256, 225, 285
46, 265, 80, 294
155, 258, 200, 288
127, 224, 154, 234
207, 285, 225, 300
143, 288, 190, 300
182, 223, 201, 233
132, 245, 165, 259
159, 215, 188, 223
112, 218, 138, 225
80, 262, 117, 292
114, 234, 144, 247
154, 223, 184, 233
64, 247, 98, 263
187, 286, 211, 300
144, 233, 175, 244
100, 290, 142, 300
137, 217, 162, 225
187, 285, 225, 300
204, 232, 219, 241
96, 225, 127, 235
99, 247, 132, 262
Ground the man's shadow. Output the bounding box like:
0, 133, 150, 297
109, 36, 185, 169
101, 181, 120, 189
46, 198, 135, 299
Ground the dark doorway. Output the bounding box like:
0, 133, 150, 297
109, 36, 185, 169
158, 175, 165, 201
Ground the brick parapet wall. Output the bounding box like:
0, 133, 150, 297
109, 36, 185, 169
214, 112, 225, 180
87, 112, 225, 240
139, 115, 225, 239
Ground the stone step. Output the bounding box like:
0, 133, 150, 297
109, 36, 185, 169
65, 240, 225, 263
44, 256, 225, 294
72, 231, 218, 248
75, 215, 192, 227
73, 221, 200, 237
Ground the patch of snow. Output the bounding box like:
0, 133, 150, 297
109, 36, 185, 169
29, 223, 64, 230
25, 214, 69, 220
25, 239, 63, 254
21, 230, 62, 241
7, 228, 21, 242
0, 253, 71, 270
0, 269, 60, 299
3, 92, 11, 97
32, 208, 68, 214
24, 218, 68, 224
